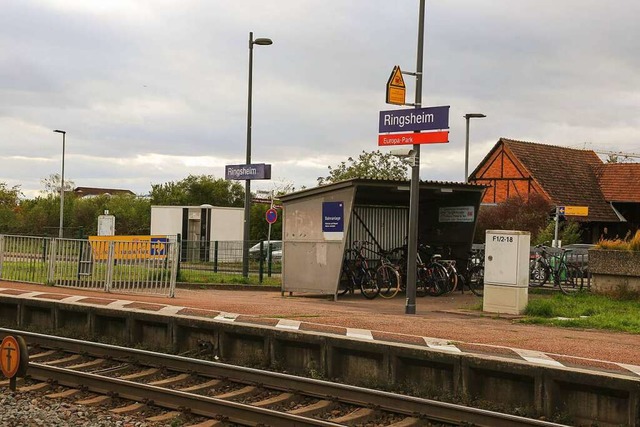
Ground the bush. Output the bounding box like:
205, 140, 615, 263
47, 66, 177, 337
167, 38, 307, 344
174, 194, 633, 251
596, 230, 640, 251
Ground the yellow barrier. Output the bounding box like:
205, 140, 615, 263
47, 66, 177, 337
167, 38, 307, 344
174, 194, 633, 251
88, 236, 169, 261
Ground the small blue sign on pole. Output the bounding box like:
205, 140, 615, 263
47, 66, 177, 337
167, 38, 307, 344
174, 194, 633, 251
322, 202, 344, 233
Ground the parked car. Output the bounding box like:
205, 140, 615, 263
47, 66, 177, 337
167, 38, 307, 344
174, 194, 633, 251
563, 243, 595, 266
249, 240, 282, 261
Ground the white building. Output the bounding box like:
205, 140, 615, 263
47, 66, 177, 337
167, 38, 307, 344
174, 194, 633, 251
150, 205, 243, 262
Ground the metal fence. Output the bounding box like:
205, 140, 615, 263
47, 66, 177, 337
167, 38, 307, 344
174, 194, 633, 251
177, 240, 281, 284
0, 235, 179, 297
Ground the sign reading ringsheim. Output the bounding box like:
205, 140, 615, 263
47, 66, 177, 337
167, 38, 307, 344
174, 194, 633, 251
225, 163, 272, 180
379, 105, 450, 133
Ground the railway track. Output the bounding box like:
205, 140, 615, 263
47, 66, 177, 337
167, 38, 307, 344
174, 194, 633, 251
1, 328, 567, 427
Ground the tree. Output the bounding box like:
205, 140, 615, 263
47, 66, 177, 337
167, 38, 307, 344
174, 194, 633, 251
0, 182, 22, 233
41, 173, 75, 197
317, 150, 410, 185
150, 175, 244, 207
474, 193, 552, 243
534, 220, 583, 246
0, 183, 22, 207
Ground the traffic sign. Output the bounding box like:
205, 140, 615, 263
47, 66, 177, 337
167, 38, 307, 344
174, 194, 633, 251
266, 208, 278, 224
386, 65, 406, 105
558, 206, 589, 216
1, 336, 21, 379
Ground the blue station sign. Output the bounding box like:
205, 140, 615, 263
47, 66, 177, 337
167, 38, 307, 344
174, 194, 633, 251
379, 105, 450, 133
225, 163, 272, 180
322, 202, 344, 233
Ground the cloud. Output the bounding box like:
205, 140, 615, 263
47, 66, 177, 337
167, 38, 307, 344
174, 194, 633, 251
1, 0, 639, 199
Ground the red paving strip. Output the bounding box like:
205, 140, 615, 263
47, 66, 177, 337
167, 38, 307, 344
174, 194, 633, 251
178, 308, 219, 318
33, 293, 72, 301
551, 355, 634, 374
371, 331, 427, 347
125, 302, 166, 312
0, 289, 30, 295
456, 342, 521, 358
236, 316, 280, 327
299, 322, 347, 336
77, 297, 117, 305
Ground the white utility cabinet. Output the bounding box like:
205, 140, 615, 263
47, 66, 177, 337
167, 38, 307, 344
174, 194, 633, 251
483, 230, 530, 314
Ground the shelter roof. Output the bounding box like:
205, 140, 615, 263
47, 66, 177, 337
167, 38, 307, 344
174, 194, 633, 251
279, 178, 486, 203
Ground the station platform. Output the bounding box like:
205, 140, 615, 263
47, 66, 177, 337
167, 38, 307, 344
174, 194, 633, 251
1, 281, 639, 379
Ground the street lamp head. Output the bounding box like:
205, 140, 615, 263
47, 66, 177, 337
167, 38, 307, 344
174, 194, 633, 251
464, 113, 486, 119
53, 129, 66, 134
253, 37, 273, 46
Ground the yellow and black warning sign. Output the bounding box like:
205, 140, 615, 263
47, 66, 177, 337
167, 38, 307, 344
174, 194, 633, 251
386, 65, 406, 105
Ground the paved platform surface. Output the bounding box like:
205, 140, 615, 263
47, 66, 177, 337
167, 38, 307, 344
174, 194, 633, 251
1, 281, 639, 379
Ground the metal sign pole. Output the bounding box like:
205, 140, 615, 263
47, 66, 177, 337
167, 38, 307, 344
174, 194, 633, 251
554, 206, 560, 248
406, 0, 425, 315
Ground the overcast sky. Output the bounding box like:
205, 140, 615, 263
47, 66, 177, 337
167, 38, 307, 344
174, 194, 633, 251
2, 0, 639, 199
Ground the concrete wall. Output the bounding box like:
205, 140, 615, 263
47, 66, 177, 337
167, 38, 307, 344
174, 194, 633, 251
2, 295, 638, 426
282, 187, 355, 294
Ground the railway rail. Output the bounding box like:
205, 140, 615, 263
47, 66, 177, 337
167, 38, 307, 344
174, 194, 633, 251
1, 328, 567, 427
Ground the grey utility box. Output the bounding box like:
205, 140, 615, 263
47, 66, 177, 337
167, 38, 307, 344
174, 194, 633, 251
483, 230, 530, 315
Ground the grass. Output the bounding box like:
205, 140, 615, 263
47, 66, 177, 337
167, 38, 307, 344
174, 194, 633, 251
521, 293, 640, 333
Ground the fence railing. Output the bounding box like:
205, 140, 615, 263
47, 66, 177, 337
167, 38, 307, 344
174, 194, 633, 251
0, 235, 178, 297
177, 240, 281, 285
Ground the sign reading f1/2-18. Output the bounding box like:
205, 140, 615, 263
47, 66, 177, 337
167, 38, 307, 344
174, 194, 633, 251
378, 105, 450, 146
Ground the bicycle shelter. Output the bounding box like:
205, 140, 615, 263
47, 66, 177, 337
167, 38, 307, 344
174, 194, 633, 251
279, 178, 487, 298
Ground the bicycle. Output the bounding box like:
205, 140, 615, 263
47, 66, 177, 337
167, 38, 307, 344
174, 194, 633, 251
388, 242, 447, 297
416, 244, 449, 297
338, 241, 380, 299
529, 245, 584, 295
529, 244, 550, 287
372, 248, 402, 299
458, 247, 485, 297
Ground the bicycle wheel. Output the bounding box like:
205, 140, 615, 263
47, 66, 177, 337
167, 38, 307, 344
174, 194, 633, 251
338, 268, 352, 296
359, 268, 380, 299
468, 265, 484, 297
558, 265, 583, 295
529, 260, 549, 287
445, 266, 459, 293
422, 263, 448, 297
376, 265, 400, 299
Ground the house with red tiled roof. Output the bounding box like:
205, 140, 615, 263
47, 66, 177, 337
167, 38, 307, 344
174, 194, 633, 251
468, 138, 640, 242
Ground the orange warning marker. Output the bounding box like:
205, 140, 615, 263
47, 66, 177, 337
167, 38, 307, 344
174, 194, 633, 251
386, 65, 406, 105
1, 336, 21, 379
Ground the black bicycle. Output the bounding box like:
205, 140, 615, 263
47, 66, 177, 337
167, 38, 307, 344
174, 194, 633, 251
338, 241, 380, 299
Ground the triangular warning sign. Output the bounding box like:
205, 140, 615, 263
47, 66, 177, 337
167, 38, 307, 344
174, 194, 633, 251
386, 65, 406, 105
388, 66, 405, 88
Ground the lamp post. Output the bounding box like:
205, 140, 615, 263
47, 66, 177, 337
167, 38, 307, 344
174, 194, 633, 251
242, 31, 273, 278
53, 129, 66, 238
464, 113, 486, 183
